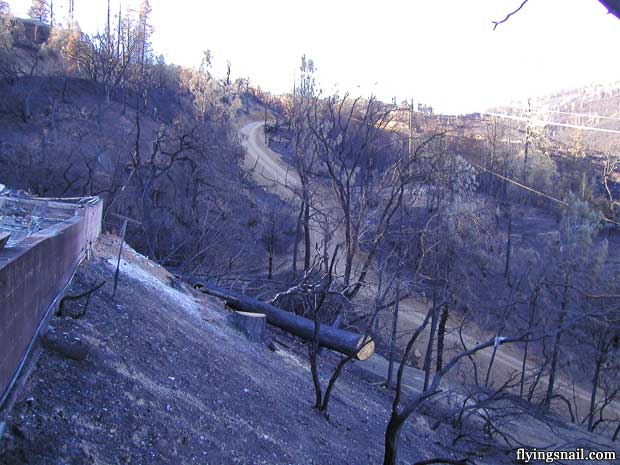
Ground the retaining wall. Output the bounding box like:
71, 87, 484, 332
0, 198, 102, 407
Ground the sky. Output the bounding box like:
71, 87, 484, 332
8, 0, 620, 114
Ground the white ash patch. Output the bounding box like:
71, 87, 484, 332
105, 257, 200, 318
104, 254, 239, 341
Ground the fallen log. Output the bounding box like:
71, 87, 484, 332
197, 284, 374, 361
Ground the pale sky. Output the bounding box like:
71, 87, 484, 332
9, 0, 620, 114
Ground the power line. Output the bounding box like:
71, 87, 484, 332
473, 162, 567, 206
510, 106, 620, 122
483, 112, 620, 135
472, 162, 620, 226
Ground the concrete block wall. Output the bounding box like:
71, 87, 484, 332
0, 198, 102, 408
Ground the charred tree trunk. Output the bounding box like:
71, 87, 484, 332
544, 284, 569, 409
383, 414, 406, 465
435, 304, 449, 372
303, 200, 311, 272
343, 209, 353, 287
423, 290, 439, 390
485, 342, 499, 388
122, 88, 127, 115
61, 79, 69, 104
323, 227, 330, 274
309, 318, 323, 409
292, 200, 305, 276
387, 285, 400, 389
587, 353, 604, 432
198, 285, 374, 360
520, 287, 538, 397
504, 205, 512, 284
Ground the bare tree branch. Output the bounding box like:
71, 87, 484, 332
492, 0, 529, 30
599, 0, 620, 20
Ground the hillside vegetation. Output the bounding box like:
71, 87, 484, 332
1, 2, 620, 465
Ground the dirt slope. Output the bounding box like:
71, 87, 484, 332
0, 234, 461, 465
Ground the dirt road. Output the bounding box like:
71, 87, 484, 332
239, 120, 532, 380
240, 121, 300, 198
238, 120, 619, 421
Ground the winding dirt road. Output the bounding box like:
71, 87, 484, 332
238, 120, 618, 422
240, 121, 300, 198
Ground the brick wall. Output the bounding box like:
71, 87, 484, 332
0, 199, 102, 406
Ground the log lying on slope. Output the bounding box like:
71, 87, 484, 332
197, 284, 374, 361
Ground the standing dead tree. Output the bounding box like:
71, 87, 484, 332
268, 245, 381, 418
307, 246, 357, 416
382, 290, 528, 465
306, 95, 449, 301
540, 194, 608, 409
306, 94, 400, 293
289, 55, 318, 275
128, 105, 197, 261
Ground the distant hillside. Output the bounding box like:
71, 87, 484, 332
534, 81, 620, 118
492, 82, 620, 155
0, 9, 293, 284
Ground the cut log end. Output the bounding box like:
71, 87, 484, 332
229, 310, 266, 343
356, 339, 375, 361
